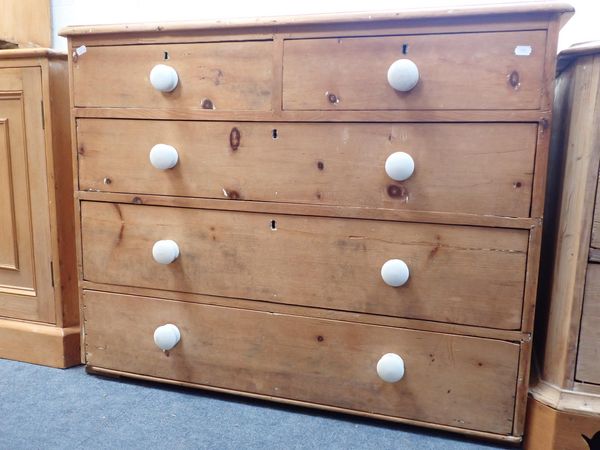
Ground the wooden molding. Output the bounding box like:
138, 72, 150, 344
0, 317, 80, 368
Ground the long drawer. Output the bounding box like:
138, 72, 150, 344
83, 290, 520, 435
72, 41, 273, 110
283, 31, 547, 110
77, 120, 537, 217
81, 202, 528, 329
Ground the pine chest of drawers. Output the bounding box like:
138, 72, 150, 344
61, 3, 572, 442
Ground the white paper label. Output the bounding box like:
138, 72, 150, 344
75, 45, 87, 56
514, 45, 532, 56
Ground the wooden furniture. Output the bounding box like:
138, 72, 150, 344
61, 3, 572, 442
0, 49, 79, 367
525, 41, 600, 450
0, 0, 51, 48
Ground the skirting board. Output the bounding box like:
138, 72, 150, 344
524, 396, 600, 450
0, 317, 80, 368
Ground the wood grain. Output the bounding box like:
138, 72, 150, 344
576, 264, 600, 385
0, 68, 54, 323
58, 3, 573, 37
72, 106, 550, 123
591, 177, 600, 249
524, 397, 600, 450
0, 54, 79, 367
73, 41, 274, 110
47, 58, 79, 328
77, 120, 537, 217
283, 31, 547, 111
0, 317, 79, 368
539, 54, 600, 388
0, 0, 51, 47
84, 290, 520, 435
81, 202, 528, 329
76, 191, 537, 230
80, 280, 525, 342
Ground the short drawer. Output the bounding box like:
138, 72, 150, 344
84, 290, 520, 435
72, 41, 273, 110
81, 202, 528, 329
77, 119, 536, 217
283, 31, 546, 111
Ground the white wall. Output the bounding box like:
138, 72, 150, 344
52, 0, 598, 53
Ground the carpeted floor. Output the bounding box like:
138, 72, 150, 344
0, 359, 516, 449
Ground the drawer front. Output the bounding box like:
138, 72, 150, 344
576, 264, 600, 385
81, 202, 528, 329
78, 120, 536, 217
84, 290, 520, 435
72, 41, 273, 110
283, 31, 546, 111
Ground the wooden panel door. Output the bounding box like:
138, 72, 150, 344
576, 264, 600, 384
0, 67, 54, 323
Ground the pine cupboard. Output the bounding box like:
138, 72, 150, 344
0, 49, 79, 368
61, 3, 573, 442
525, 42, 600, 450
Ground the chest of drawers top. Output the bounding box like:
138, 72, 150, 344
61, 3, 572, 121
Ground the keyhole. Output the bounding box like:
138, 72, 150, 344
402, 44, 409, 55
272, 129, 278, 139
270, 220, 277, 231
163, 51, 169, 60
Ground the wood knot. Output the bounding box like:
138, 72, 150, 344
508, 70, 520, 89
229, 127, 241, 151
132, 197, 143, 204
317, 161, 325, 171
223, 189, 240, 200
201, 98, 214, 109
325, 92, 339, 104
387, 184, 408, 199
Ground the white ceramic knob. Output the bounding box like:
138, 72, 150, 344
385, 152, 415, 181
149, 144, 179, 170
387, 59, 419, 92
154, 324, 181, 351
152, 240, 180, 265
149, 64, 179, 92
381, 259, 410, 287
377, 353, 405, 383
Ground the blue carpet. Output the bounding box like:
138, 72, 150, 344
0, 359, 516, 449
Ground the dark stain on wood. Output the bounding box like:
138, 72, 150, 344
132, 197, 143, 204
317, 161, 325, 170
114, 204, 124, 245
387, 184, 407, 199
224, 189, 241, 200
201, 98, 214, 109
508, 70, 520, 89
229, 127, 241, 151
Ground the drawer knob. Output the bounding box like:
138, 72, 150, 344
381, 259, 410, 287
387, 59, 419, 92
149, 144, 179, 170
154, 324, 181, 351
152, 240, 180, 265
149, 64, 179, 92
377, 353, 405, 383
385, 152, 415, 181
